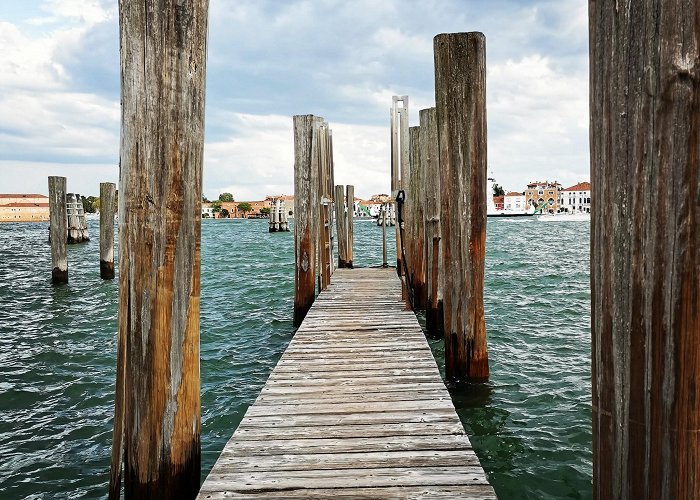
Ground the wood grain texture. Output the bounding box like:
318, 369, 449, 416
434, 32, 489, 382
110, 1, 208, 498
99, 182, 116, 279
293, 115, 318, 327
589, 1, 700, 498
198, 268, 494, 498
420, 107, 443, 336
334, 184, 349, 268
407, 125, 427, 309
48, 176, 68, 284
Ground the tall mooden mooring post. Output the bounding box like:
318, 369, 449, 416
99, 182, 116, 279
590, 3, 700, 498
408, 125, 427, 309
346, 185, 354, 268
391, 95, 409, 274
293, 115, 319, 327
48, 176, 68, 284
334, 184, 349, 268
109, 1, 208, 498
420, 107, 442, 335
434, 32, 489, 383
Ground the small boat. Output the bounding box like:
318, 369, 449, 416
538, 212, 590, 222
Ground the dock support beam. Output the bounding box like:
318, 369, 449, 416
434, 32, 489, 383
408, 126, 426, 309
48, 176, 68, 284
421, 107, 442, 335
391, 96, 409, 275
346, 185, 354, 268
293, 115, 319, 327
590, 2, 700, 498
109, 1, 208, 498
99, 182, 116, 279
334, 184, 349, 268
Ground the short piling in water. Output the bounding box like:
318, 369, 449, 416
99, 182, 116, 279
109, 1, 208, 498
48, 176, 68, 284
420, 107, 442, 336
589, 3, 700, 498
269, 199, 279, 232
293, 115, 319, 327
434, 32, 489, 383
346, 184, 354, 268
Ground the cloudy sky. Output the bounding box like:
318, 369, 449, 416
0, 0, 589, 201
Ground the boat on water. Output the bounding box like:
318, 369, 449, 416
537, 212, 590, 222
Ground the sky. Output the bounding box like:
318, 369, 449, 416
0, 0, 590, 201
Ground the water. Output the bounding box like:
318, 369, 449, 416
0, 217, 591, 499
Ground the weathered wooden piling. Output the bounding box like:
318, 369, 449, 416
109, 1, 208, 498
346, 185, 354, 268
420, 107, 442, 335
381, 204, 388, 267
48, 176, 68, 284
434, 32, 488, 382
407, 126, 427, 309
293, 115, 319, 326
269, 199, 279, 232
590, 3, 700, 498
99, 182, 116, 279
334, 184, 349, 268
391, 96, 409, 274
317, 120, 333, 289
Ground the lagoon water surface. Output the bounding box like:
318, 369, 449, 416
0, 217, 591, 499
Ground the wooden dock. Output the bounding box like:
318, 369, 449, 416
198, 268, 495, 498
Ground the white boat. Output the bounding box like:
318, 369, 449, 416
537, 212, 590, 222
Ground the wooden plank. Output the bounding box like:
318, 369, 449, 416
199, 485, 497, 499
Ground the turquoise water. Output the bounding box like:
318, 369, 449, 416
0, 217, 591, 499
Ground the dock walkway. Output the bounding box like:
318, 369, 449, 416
198, 268, 495, 498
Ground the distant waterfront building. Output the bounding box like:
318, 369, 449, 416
559, 181, 591, 213
202, 203, 214, 218
525, 181, 561, 213
504, 191, 526, 211
0, 194, 50, 222
492, 196, 504, 210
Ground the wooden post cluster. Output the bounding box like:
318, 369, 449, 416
391, 96, 409, 274
100, 182, 116, 279
48, 176, 68, 284
109, 1, 208, 499
268, 198, 289, 232
434, 32, 489, 383
590, 3, 700, 498
293, 115, 335, 326
67, 193, 89, 243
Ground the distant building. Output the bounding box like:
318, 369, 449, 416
370, 194, 391, 203
559, 181, 591, 213
0, 194, 49, 222
525, 181, 561, 213
493, 196, 504, 210
202, 202, 214, 218
504, 191, 526, 211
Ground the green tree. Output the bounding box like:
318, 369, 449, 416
202, 195, 210, 203
219, 192, 234, 202
238, 202, 252, 217
211, 200, 222, 213
82, 195, 98, 213
260, 207, 271, 216
492, 184, 505, 196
